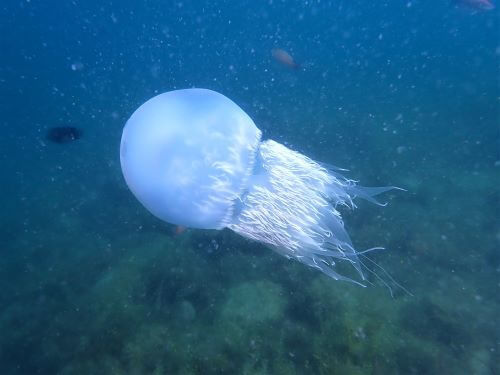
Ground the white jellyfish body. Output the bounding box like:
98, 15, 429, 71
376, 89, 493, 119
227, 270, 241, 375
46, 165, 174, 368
120, 88, 396, 285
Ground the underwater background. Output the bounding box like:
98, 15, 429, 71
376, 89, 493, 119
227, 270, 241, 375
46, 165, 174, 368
1, 0, 499, 374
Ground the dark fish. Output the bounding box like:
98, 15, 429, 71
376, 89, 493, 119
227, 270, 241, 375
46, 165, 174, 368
46, 126, 83, 144
271, 48, 301, 70
452, 0, 495, 10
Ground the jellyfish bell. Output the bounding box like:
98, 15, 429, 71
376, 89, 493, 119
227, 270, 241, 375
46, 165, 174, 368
120, 88, 402, 289
120, 89, 260, 230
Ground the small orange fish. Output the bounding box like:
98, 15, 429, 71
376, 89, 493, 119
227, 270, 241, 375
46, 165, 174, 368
271, 48, 300, 70
453, 0, 494, 10
175, 225, 187, 235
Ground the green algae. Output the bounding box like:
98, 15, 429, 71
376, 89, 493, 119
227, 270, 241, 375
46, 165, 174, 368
221, 281, 285, 324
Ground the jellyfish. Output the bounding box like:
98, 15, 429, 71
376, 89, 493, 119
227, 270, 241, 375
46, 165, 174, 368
120, 88, 400, 287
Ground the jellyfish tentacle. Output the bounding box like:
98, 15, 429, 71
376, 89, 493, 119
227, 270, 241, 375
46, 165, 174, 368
347, 185, 404, 206
358, 254, 414, 297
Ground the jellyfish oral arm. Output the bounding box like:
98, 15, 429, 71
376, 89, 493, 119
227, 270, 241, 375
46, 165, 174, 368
225, 139, 397, 285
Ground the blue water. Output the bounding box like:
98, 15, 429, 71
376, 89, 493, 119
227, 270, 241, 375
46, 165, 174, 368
1, 1, 498, 374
